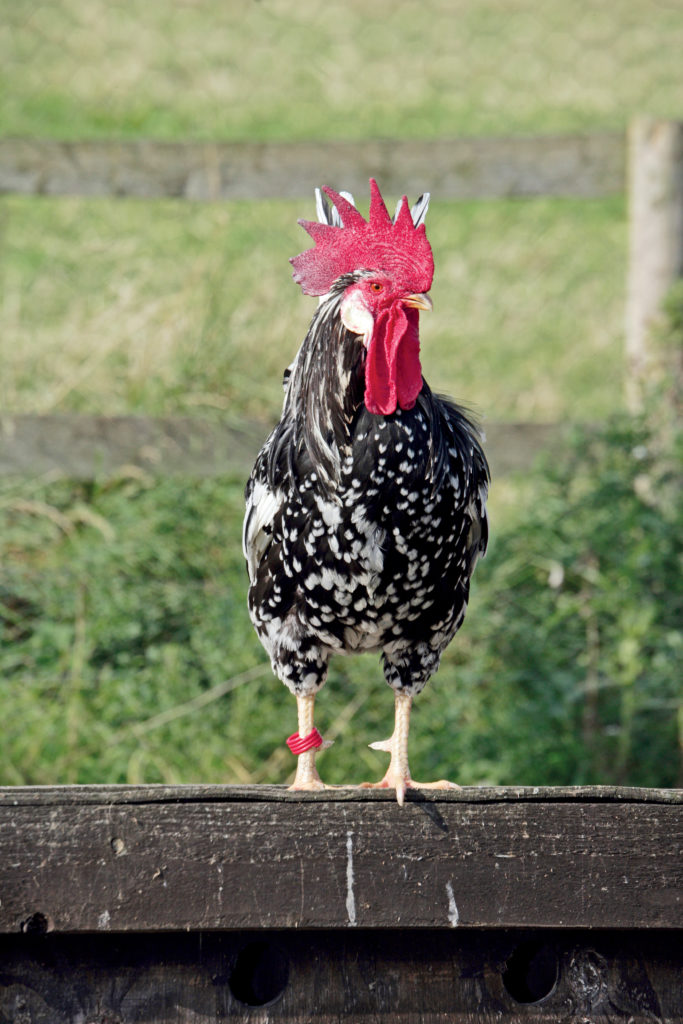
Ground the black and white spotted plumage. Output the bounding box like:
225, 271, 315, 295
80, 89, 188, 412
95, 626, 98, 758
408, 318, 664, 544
243, 275, 489, 699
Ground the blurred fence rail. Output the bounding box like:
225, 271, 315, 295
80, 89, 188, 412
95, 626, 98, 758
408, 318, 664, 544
0, 414, 567, 480
1, 119, 681, 479
0, 133, 625, 201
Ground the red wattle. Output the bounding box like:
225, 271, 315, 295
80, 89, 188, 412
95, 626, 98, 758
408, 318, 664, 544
364, 304, 422, 415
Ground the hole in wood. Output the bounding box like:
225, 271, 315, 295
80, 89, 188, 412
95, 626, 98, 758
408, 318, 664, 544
502, 939, 558, 1003
20, 912, 53, 935
228, 940, 289, 1007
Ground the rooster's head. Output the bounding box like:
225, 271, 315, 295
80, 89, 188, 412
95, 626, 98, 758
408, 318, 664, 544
290, 179, 434, 416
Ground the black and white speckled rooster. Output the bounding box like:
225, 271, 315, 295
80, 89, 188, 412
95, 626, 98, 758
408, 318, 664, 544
243, 179, 489, 804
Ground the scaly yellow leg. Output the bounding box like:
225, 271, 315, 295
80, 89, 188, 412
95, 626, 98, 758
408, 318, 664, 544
362, 692, 459, 805
288, 693, 331, 791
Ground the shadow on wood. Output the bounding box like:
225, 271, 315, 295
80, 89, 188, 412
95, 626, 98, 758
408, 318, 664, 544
1, 929, 680, 1023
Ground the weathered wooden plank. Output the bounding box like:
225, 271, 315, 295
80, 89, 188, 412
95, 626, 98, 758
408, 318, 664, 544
3, 782, 681, 806
0, 133, 625, 201
1, 786, 681, 934
0, 414, 566, 479
1, 929, 681, 1023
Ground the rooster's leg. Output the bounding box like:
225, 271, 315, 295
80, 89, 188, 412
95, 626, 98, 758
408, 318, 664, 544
288, 693, 329, 791
362, 692, 459, 806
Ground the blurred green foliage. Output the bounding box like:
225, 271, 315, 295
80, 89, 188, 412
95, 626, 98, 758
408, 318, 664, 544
457, 421, 681, 787
2, 305, 680, 786
2, 0, 682, 141
449, 289, 682, 788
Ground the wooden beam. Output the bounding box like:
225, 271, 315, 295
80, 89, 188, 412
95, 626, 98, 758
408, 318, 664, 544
0, 133, 625, 202
0, 414, 567, 480
1, 785, 681, 934
1, 929, 681, 1022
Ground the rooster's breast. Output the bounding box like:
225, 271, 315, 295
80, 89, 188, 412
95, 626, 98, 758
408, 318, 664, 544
245, 397, 485, 663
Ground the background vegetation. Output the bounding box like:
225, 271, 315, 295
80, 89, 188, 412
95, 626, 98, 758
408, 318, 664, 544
1, 0, 681, 787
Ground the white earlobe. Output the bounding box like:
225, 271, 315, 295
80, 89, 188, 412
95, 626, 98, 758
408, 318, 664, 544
340, 292, 374, 337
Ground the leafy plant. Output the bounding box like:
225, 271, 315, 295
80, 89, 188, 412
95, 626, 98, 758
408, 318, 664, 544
2, 295, 681, 788
2, 399, 680, 788
444, 292, 683, 788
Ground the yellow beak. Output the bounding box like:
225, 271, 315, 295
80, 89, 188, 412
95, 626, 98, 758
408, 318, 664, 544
403, 292, 433, 312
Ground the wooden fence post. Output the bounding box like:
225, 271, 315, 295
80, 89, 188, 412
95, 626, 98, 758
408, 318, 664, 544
625, 117, 683, 409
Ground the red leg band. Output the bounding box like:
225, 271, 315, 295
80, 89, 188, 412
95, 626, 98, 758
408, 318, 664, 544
287, 728, 324, 755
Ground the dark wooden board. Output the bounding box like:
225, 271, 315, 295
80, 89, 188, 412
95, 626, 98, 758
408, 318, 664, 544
1, 786, 681, 934
1, 929, 681, 1023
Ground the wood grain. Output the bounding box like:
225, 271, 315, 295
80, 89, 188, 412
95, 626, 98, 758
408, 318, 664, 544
1, 785, 681, 934
2, 787, 681, 1022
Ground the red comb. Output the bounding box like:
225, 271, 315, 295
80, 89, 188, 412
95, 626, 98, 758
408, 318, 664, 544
290, 179, 434, 297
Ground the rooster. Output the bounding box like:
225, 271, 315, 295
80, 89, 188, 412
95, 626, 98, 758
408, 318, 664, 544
243, 179, 489, 804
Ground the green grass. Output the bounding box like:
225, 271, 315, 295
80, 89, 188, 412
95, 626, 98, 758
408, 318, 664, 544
2, 0, 682, 141
1, 193, 627, 423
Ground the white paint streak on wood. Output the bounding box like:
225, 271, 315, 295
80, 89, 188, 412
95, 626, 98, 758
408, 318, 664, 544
345, 831, 357, 926
446, 881, 459, 927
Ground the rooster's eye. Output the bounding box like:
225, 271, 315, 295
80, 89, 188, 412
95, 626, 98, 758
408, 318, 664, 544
370, 282, 383, 292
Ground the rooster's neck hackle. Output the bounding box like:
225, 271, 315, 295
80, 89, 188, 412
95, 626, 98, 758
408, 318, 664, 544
274, 281, 366, 492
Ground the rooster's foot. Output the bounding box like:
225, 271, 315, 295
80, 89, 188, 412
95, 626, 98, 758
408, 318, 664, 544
360, 772, 459, 807
288, 757, 331, 790
365, 692, 460, 806
288, 778, 327, 792
288, 756, 329, 791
